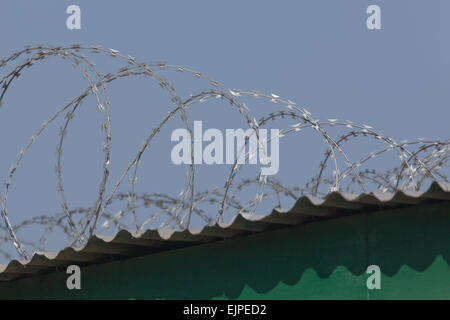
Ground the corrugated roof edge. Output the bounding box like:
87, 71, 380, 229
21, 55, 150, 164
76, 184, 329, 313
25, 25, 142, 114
1, 181, 449, 281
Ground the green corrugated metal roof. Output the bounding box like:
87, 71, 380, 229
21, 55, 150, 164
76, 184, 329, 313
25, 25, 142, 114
1, 181, 449, 282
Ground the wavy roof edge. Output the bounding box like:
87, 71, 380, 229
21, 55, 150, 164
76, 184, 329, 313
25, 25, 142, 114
1, 181, 449, 281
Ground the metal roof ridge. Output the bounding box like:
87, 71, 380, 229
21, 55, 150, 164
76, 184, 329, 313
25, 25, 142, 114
0, 181, 449, 281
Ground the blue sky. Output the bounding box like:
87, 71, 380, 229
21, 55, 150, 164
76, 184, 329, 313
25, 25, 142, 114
0, 1, 449, 260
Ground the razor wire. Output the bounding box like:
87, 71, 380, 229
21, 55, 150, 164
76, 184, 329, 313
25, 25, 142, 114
0, 45, 448, 260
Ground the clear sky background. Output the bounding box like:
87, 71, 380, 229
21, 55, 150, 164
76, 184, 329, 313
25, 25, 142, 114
0, 1, 449, 260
